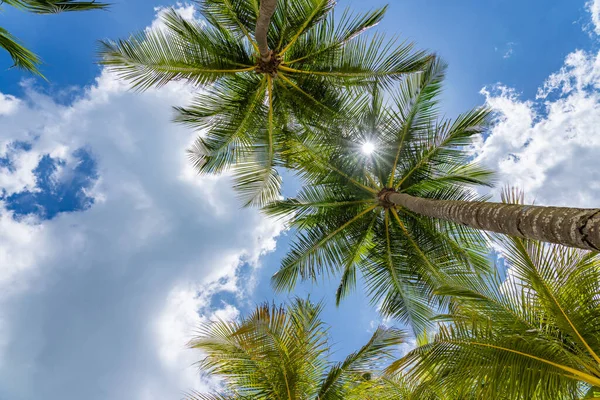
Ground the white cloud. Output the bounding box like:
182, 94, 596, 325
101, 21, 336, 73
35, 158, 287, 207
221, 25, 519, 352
494, 42, 516, 59
0, 93, 20, 115
503, 42, 515, 59
149, 2, 197, 33
0, 9, 284, 399
476, 47, 600, 208
587, 0, 600, 36
151, 283, 240, 396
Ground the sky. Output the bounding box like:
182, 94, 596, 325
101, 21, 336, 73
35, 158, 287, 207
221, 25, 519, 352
0, 0, 599, 398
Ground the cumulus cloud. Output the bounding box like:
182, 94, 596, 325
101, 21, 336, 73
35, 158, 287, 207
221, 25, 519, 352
475, 47, 600, 207
477, 2, 600, 205
148, 2, 198, 33
471, 0, 600, 207
587, 0, 600, 36
0, 10, 284, 400
0, 93, 20, 115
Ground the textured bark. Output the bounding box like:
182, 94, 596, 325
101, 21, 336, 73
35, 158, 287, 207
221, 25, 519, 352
385, 192, 600, 251
256, 0, 277, 62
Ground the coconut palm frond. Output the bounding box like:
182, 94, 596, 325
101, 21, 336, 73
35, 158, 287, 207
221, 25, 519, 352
270, 56, 492, 333
100, 0, 430, 206
392, 234, 600, 399
188, 298, 405, 398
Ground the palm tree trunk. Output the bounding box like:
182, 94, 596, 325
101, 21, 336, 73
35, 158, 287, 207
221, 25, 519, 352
382, 191, 600, 251
256, 0, 278, 62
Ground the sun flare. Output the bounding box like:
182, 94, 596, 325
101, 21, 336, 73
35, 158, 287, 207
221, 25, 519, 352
361, 141, 375, 155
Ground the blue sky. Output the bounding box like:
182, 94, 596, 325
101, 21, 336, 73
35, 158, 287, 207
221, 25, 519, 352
1, 1, 600, 398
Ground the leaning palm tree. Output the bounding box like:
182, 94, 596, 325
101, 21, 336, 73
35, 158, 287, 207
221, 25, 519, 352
1, 0, 108, 76
185, 298, 405, 399
391, 231, 600, 399
99, 0, 430, 206
266, 58, 492, 331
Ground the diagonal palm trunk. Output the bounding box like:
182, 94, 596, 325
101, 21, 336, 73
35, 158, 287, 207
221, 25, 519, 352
381, 190, 600, 251
256, 0, 278, 62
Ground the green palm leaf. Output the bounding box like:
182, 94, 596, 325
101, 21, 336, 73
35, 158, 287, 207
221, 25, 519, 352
3, 0, 108, 13
187, 298, 406, 399
1, 0, 107, 75
0, 27, 43, 76
269, 56, 492, 332
100, 0, 430, 206
392, 232, 600, 399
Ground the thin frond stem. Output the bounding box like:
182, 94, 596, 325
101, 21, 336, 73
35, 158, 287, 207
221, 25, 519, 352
364, 169, 379, 189
274, 205, 377, 286
278, 0, 328, 56
397, 207, 488, 276
278, 199, 377, 212
285, 38, 352, 65
384, 209, 407, 309
387, 92, 426, 188
310, 203, 377, 251
203, 75, 267, 156
223, 0, 259, 53
458, 341, 600, 387
277, 72, 335, 113
396, 159, 432, 193
514, 239, 600, 366
283, 7, 387, 66
336, 213, 377, 305
387, 132, 408, 188
390, 207, 443, 282
394, 131, 455, 190
160, 65, 255, 74
316, 199, 377, 208
279, 65, 404, 78
286, 50, 326, 65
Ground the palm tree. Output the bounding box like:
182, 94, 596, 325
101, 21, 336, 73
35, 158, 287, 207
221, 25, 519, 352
379, 189, 600, 251
1, 0, 108, 77
391, 232, 600, 399
266, 58, 492, 332
99, 0, 430, 206
185, 298, 405, 399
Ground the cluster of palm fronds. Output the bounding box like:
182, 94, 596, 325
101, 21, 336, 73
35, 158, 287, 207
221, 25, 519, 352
15, 0, 599, 397
185, 298, 407, 399
185, 233, 600, 399
391, 235, 600, 399
99, 0, 430, 207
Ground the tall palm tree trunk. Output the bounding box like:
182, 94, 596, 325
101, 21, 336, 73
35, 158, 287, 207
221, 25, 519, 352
381, 191, 600, 251
256, 0, 278, 62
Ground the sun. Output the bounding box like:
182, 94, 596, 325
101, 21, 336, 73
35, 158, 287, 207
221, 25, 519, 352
361, 141, 375, 155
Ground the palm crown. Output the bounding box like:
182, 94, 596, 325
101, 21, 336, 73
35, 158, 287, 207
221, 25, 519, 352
393, 227, 600, 399
186, 298, 405, 399
1, 0, 108, 76
265, 58, 494, 332
99, 0, 430, 206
